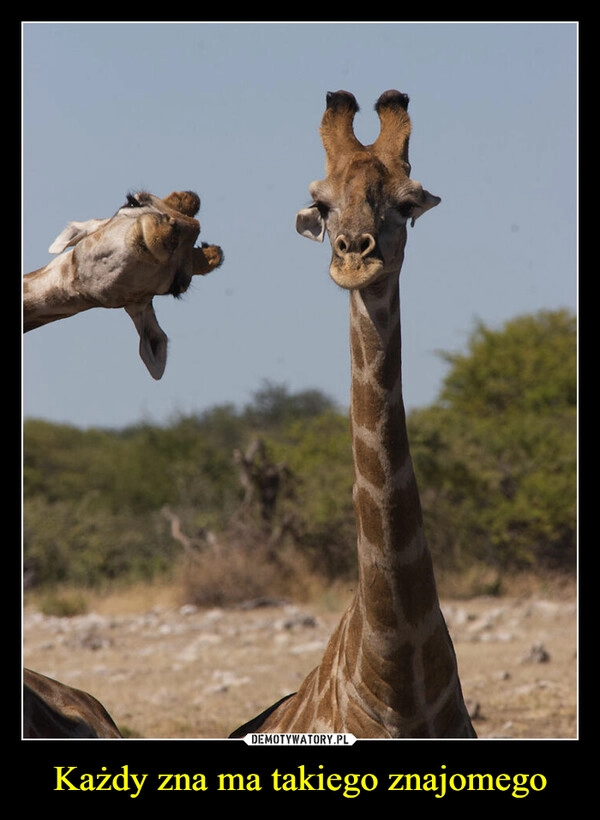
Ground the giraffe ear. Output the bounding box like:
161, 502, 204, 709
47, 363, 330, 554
124, 301, 168, 380
409, 189, 441, 226
296, 206, 326, 242
48, 219, 110, 254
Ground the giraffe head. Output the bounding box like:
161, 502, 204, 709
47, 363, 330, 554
296, 90, 440, 290
45, 189, 223, 379
49, 190, 217, 298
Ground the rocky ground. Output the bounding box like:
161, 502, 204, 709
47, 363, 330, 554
23, 585, 577, 740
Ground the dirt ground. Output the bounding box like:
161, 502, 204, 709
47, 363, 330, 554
22, 582, 577, 740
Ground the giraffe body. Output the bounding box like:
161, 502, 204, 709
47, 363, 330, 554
23, 668, 122, 738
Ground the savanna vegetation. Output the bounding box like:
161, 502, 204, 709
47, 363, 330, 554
23, 309, 576, 608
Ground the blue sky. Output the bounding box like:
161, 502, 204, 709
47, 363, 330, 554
22, 22, 577, 430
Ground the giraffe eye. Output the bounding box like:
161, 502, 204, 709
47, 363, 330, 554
396, 201, 416, 219
314, 201, 330, 219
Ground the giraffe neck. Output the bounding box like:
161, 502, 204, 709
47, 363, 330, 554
349, 278, 439, 629
233, 274, 475, 737
23, 256, 97, 331
342, 277, 467, 735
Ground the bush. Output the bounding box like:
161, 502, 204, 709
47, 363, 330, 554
410, 309, 576, 572
23, 496, 177, 589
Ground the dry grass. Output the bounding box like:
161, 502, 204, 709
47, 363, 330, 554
177, 542, 318, 609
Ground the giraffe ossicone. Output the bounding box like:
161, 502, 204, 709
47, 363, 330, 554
23, 189, 223, 379
231, 90, 476, 739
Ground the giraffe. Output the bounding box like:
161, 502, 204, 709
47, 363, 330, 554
23, 188, 223, 738
231, 90, 476, 738
23, 189, 223, 380
23, 669, 122, 738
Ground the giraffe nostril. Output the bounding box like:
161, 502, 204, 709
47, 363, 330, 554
335, 235, 349, 255
359, 234, 376, 256
335, 233, 376, 257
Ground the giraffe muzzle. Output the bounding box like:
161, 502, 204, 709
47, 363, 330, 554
329, 253, 385, 291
